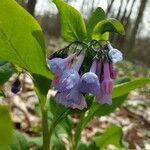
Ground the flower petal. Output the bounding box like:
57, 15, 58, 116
96, 92, 112, 105
54, 69, 80, 92
55, 87, 87, 110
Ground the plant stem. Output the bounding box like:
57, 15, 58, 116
48, 109, 71, 149
42, 107, 50, 150
34, 81, 50, 150
73, 113, 85, 150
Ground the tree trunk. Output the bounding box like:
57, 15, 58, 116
127, 0, 148, 51
80, 0, 86, 14
122, 0, 136, 50
90, 0, 95, 14
125, 0, 136, 31
106, 0, 115, 15
116, 0, 130, 48
116, 0, 124, 19
121, 0, 130, 23
26, 0, 37, 16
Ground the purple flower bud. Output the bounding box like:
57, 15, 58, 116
109, 63, 117, 79
79, 60, 100, 95
55, 87, 87, 110
48, 53, 77, 75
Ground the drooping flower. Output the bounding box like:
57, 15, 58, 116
79, 59, 100, 96
49, 41, 123, 109
56, 86, 87, 110
55, 54, 87, 109
107, 42, 123, 63
96, 61, 112, 104
48, 52, 77, 75
101, 62, 113, 94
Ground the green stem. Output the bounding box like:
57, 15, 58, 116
48, 109, 71, 149
73, 103, 100, 150
73, 113, 85, 150
33, 80, 50, 150
42, 108, 50, 150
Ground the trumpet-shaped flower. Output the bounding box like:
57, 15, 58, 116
101, 62, 113, 94
48, 53, 77, 75
96, 61, 113, 104
79, 59, 100, 96
54, 54, 87, 109
56, 87, 87, 110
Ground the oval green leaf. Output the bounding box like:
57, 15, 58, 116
53, 0, 87, 42
0, 0, 52, 80
9, 130, 29, 150
113, 78, 150, 98
0, 60, 16, 85
0, 105, 13, 149
94, 125, 124, 149
87, 7, 106, 39
92, 18, 125, 40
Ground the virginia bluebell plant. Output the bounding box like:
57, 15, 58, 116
48, 42, 123, 109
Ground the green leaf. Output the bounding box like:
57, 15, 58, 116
92, 18, 125, 40
25, 134, 42, 147
0, 105, 13, 149
113, 78, 150, 98
77, 142, 99, 150
52, 143, 66, 150
88, 142, 99, 150
87, 78, 150, 119
94, 94, 128, 117
53, 0, 87, 42
77, 143, 89, 150
0, 0, 52, 95
94, 125, 124, 149
92, 32, 109, 41
0, 60, 16, 85
87, 7, 106, 39
9, 130, 29, 150
114, 76, 131, 85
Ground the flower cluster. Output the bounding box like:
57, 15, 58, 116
48, 42, 123, 110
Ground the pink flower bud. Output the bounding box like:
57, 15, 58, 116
109, 63, 117, 79
101, 62, 113, 94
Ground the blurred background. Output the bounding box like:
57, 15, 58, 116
17, 0, 150, 65
4, 0, 149, 149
